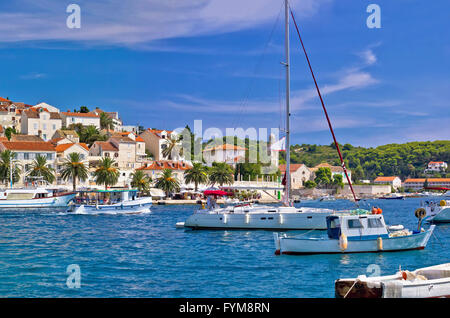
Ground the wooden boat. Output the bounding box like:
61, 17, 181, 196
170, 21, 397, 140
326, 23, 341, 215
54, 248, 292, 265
274, 212, 435, 255
335, 263, 450, 298
68, 189, 152, 214
379, 194, 405, 200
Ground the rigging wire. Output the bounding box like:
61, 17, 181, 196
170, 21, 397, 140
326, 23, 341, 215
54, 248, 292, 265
230, 2, 284, 131
289, 6, 359, 204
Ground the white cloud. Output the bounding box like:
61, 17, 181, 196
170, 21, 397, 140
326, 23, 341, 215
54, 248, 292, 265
0, 0, 331, 47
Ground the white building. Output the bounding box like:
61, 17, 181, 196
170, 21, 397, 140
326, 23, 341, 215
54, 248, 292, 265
61, 111, 101, 129
20, 108, 62, 141
279, 163, 312, 189
425, 161, 448, 173
374, 176, 402, 189
311, 163, 352, 184
202, 143, 247, 167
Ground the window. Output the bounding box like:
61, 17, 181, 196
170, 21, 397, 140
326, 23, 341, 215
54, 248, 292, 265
105, 152, 110, 157
24, 153, 29, 160
52, 124, 56, 130
347, 219, 363, 229
47, 153, 53, 160
33, 123, 38, 130
368, 218, 384, 228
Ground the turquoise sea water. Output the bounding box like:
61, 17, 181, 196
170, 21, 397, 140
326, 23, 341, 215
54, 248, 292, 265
0, 197, 448, 298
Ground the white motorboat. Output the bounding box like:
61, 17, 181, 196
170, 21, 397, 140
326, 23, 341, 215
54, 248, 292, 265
319, 195, 336, 201
419, 200, 450, 223
68, 189, 152, 214
181, 0, 360, 231
0, 187, 75, 209
335, 263, 450, 298
274, 212, 435, 255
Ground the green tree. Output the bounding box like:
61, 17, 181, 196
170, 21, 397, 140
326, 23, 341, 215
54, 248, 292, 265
332, 174, 344, 189
235, 163, 262, 181
0, 150, 21, 186
100, 112, 114, 130
130, 170, 151, 194
60, 152, 89, 191
5, 127, 17, 140
80, 125, 105, 145
304, 180, 316, 189
93, 157, 119, 190
154, 169, 180, 197
184, 163, 208, 191
314, 167, 333, 188
423, 178, 429, 189
209, 162, 234, 186
78, 106, 90, 113
28, 155, 55, 184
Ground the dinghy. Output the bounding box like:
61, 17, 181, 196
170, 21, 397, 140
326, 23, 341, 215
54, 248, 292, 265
335, 263, 450, 298
274, 212, 435, 255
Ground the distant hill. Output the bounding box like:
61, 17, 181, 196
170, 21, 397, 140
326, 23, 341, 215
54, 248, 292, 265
280, 140, 450, 181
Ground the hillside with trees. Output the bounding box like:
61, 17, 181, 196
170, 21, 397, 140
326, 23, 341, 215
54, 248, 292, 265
281, 140, 450, 181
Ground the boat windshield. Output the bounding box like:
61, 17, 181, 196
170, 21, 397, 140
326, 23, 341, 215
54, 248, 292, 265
327, 216, 341, 239
74, 190, 137, 205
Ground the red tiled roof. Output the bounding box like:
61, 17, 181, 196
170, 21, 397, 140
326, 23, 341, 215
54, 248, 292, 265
92, 141, 118, 152
279, 164, 306, 173
0, 141, 55, 151
55, 143, 89, 152
404, 178, 450, 183
429, 161, 445, 164
311, 162, 345, 173
203, 144, 247, 152
137, 160, 192, 171
374, 176, 400, 182
62, 112, 100, 118
0, 97, 10, 102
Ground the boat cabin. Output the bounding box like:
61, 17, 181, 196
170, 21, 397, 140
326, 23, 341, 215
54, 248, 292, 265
0, 188, 51, 200
75, 189, 139, 205
327, 214, 389, 240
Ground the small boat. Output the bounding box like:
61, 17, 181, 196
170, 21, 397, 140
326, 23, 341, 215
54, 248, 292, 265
379, 193, 404, 200
335, 263, 450, 298
319, 195, 336, 201
273, 212, 435, 255
68, 189, 152, 214
0, 187, 75, 209
419, 200, 450, 223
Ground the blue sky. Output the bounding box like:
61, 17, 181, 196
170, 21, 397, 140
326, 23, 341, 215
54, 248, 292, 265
0, 0, 448, 147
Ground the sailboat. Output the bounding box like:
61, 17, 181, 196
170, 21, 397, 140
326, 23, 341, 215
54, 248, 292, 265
179, 0, 359, 231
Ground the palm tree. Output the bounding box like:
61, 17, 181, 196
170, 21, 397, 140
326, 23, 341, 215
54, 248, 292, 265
80, 125, 104, 145
60, 152, 89, 191
28, 155, 55, 184
184, 163, 208, 191
162, 135, 183, 160
100, 112, 114, 130
130, 170, 151, 194
0, 150, 21, 186
209, 162, 234, 186
154, 169, 180, 197
93, 157, 119, 190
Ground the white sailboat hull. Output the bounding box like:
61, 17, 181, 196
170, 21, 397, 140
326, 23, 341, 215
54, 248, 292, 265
274, 225, 435, 255
184, 206, 335, 230
0, 192, 76, 209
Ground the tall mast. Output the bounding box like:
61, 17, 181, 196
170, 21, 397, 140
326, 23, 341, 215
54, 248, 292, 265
284, 0, 291, 205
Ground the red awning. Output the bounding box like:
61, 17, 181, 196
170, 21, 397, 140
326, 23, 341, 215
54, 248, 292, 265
425, 187, 450, 191
203, 190, 231, 196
